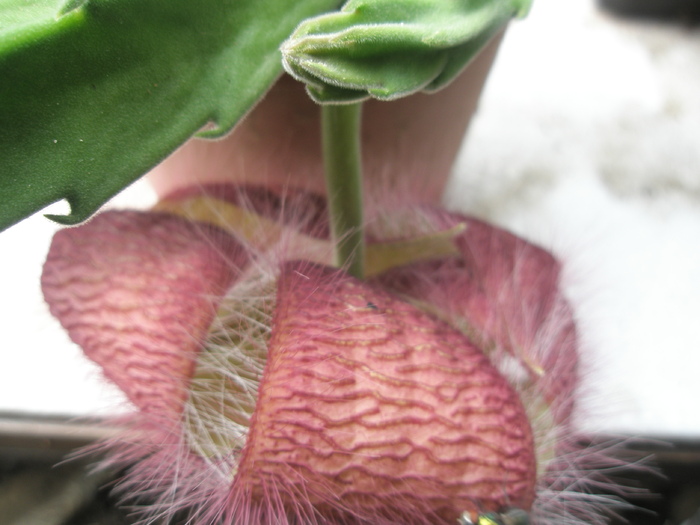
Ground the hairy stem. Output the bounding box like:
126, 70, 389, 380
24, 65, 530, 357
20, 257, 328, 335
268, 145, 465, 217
321, 103, 365, 279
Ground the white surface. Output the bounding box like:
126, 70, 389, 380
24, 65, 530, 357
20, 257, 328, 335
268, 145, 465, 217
1, 0, 699, 437
447, 0, 700, 437
0, 183, 156, 416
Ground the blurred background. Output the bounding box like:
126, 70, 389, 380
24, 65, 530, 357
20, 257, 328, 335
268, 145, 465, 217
0, 0, 699, 522
448, 0, 700, 440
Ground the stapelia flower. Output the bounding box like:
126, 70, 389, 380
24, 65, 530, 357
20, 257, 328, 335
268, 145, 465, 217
42, 186, 632, 525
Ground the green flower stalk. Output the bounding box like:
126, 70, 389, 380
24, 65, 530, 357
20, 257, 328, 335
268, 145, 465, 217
281, 0, 531, 275
322, 103, 366, 278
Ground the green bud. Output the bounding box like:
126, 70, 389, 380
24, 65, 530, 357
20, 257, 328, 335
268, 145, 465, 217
282, 0, 533, 104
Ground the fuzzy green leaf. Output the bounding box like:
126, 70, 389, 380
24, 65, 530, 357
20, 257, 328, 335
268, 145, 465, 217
0, 0, 341, 232
282, 0, 532, 104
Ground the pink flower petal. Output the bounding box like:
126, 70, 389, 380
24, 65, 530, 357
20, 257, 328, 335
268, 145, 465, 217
375, 209, 579, 422
41, 210, 248, 419
235, 261, 536, 524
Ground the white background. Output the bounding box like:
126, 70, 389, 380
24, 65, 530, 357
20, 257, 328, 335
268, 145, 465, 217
447, 0, 700, 437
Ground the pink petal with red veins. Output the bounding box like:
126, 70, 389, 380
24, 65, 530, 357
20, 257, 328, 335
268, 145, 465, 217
235, 261, 536, 524
375, 209, 579, 422
41, 210, 248, 419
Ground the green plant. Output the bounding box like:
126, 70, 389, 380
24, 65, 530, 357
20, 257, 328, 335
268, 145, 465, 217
0, 0, 530, 258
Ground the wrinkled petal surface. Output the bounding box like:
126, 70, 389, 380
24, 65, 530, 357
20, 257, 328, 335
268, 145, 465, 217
39, 186, 590, 523
235, 261, 536, 524
375, 209, 579, 421
41, 210, 248, 419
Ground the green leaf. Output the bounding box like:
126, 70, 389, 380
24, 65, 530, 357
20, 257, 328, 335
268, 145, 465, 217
281, 0, 532, 104
0, 0, 341, 232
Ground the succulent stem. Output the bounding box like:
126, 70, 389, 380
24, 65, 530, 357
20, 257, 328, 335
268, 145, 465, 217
321, 103, 365, 279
